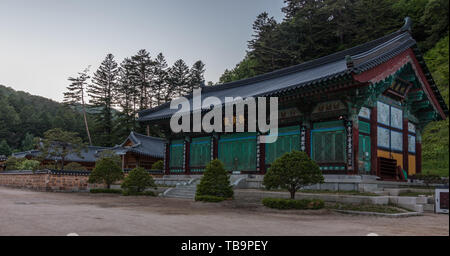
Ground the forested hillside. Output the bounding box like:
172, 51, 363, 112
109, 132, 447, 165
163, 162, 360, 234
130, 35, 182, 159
0, 84, 95, 155
219, 0, 448, 175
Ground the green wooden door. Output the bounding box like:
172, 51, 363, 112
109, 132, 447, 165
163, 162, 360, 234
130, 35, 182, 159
311, 121, 346, 166
265, 125, 300, 165
358, 134, 371, 173
190, 136, 211, 173
218, 133, 257, 172
169, 140, 184, 173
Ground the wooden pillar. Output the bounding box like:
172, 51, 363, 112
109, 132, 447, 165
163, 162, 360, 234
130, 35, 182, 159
402, 118, 409, 173
352, 116, 359, 175
146, 125, 150, 136
370, 106, 378, 176
164, 142, 170, 175
258, 134, 266, 174
416, 131, 422, 174
184, 138, 190, 175
212, 134, 219, 159
305, 121, 311, 157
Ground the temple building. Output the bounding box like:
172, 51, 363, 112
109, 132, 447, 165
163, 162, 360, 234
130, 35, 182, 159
109, 131, 165, 171
138, 18, 448, 180
11, 146, 108, 170
9, 132, 165, 171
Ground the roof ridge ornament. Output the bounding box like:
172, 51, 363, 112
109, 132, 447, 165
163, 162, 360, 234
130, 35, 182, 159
400, 17, 412, 33
345, 55, 354, 69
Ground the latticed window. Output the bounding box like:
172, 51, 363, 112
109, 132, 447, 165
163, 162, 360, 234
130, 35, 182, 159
190, 137, 211, 167
265, 125, 300, 164
312, 128, 346, 163
169, 140, 184, 168
218, 133, 257, 172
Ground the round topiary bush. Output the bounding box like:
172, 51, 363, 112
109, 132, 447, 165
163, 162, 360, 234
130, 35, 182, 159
151, 160, 164, 170
121, 167, 156, 193
88, 156, 123, 189
195, 159, 233, 200
263, 150, 324, 199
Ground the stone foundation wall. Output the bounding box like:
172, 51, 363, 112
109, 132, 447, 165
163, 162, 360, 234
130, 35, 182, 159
0, 171, 104, 192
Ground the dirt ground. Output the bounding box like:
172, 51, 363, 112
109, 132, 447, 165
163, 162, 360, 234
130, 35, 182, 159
0, 186, 448, 236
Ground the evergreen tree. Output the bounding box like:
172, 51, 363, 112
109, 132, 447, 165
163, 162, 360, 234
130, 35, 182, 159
166, 59, 190, 98
115, 58, 139, 137
152, 53, 169, 105
21, 132, 35, 151
188, 60, 206, 93
63, 67, 93, 145
0, 139, 11, 156
88, 53, 119, 146
131, 49, 154, 110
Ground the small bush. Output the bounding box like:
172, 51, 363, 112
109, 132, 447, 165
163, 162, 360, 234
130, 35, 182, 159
151, 160, 164, 170
121, 190, 156, 196
262, 198, 324, 210
195, 195, 226, 202
196, 159, 233, 199
121, 167, 156, 193
64, 162, 87, 171
18, 159, 40, 171
90, 188, 122, 194
88, 156, 123, 189
5, 157, 25, 170
263, 151, 324, 199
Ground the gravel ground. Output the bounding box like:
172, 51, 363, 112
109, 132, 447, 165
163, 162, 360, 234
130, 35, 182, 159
0, 186, 448, 236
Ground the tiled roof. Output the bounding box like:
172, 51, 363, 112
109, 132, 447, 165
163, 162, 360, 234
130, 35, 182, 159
138, 18, 448, 122
109, 132, 165, 158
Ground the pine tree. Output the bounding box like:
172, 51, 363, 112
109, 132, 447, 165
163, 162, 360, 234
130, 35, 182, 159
88, 53, 119, 146
63, 67, 93, 145
152, 53, 169, 105
188, 60, 206, 93
0, 139, 11, 156
131, 49, 154, 110
21, 132, 35, 151
166, 59, 190, 99
115, 58, 139, 137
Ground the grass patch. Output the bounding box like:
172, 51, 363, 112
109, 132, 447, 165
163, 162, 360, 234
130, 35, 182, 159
262, 198, 325, 210
195, 195, 227, 202
329, 203, 405, 214
299, 189, 380, 196
398, 191, 434, 197
89, 188, 122, 194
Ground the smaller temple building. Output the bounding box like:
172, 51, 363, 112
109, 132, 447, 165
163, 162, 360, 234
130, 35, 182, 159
8, 132, 165, 171
107, 131, 165, 171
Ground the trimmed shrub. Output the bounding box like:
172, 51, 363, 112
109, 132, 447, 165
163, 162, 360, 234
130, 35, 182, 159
90, 188, 122, 194
88, 156, 123, 189
121, 190, 156, 196
195, 195, 226, 202
64, 162, 87, 171
5, 157, 24, 170
263, 150, 324, 199
121, 167, 156, 193
262, 198, 324, 210
196, 159, 233, 199
151, 160, 164, 170
18, 159, 40, 171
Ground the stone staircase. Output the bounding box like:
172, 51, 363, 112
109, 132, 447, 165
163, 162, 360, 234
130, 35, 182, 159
161, 175, 247, 199
162, 179, 200, 199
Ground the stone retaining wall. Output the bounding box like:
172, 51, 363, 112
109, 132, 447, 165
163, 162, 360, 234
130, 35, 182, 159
0, 171, 104, 192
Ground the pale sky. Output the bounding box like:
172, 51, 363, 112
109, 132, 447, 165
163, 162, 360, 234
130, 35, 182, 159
0, 0, 284, 102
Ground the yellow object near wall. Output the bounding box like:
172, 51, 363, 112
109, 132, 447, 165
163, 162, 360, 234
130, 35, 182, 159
408, 154, 416, 175
377, 150, 403, 169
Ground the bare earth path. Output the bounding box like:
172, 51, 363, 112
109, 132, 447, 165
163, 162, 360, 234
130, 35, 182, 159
0, 187, 448, 236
